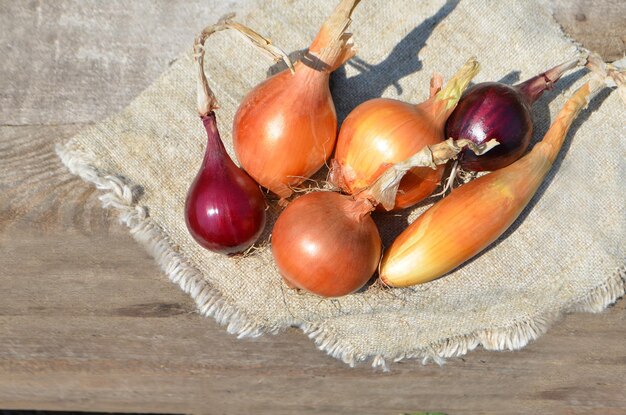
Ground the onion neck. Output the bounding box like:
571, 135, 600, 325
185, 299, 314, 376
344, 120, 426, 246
307, 0, 360, 72
434, 57, 480, 112
537, 53, 620, 166
201, 112, 229, 166
293, 60, 331, 88
538, 75, 606, 165
416, 58, 481, 133
347, 195, 375, 222
516, 57, 580, 105
419, 96, 450, 132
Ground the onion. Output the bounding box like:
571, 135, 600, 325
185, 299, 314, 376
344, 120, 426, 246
271, 192, 381, 297
184, 20, 290, 254
233, 0, 361, 201
330, 57, 480, 211
445, 57, 581, 172
271, 138, 497, 297
380, 54, 622, 287
185, 113, 266, 254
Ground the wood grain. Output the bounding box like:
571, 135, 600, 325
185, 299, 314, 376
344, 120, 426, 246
0, 0, 624, 414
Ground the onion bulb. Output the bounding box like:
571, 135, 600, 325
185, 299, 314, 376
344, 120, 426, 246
184, 19, 292, 254
272, 192, 381, 297
185, 113, 266, 254
446, 57, 582, 172
233, 0, 361, 201
330, 57, 480, 211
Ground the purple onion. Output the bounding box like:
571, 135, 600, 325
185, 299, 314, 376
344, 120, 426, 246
185, 113, 266, 254
445, 58, 579, 172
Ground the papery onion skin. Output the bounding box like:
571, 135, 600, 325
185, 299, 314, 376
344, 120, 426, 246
185, 113, 266, 255
233, 66, 337, 199
333, 98, 446, 210
271, 191, 381, 297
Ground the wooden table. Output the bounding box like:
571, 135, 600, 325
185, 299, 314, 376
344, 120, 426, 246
1, 1, 625, 414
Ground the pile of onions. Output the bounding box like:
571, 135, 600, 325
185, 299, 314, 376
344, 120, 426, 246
233, 0, 362, 202
380, 54, 623, 287
182, 9, 623, 303
184, 19, 294, 254
329, 57, 480, 210
445, 57, 581, 172
272, 137, 497, 297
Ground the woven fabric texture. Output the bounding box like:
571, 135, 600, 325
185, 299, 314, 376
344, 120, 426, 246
58, 0, 625, 368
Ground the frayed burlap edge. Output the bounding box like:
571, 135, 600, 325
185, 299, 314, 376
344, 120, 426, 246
56, 142, 626, 371
56, 144, 280, 339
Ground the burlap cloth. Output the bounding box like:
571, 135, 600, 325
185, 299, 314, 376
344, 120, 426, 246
57, 0, 625, 368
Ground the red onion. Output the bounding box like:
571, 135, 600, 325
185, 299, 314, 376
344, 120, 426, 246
185, 113, 266, 254
184, 23, 268, 254
445, 58, 580, 172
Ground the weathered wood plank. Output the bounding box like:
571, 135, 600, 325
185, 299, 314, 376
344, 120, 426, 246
1, 0, 624, 126
0, 0, 625, 414
0, 0, 236, 125
0, 296, 624, 414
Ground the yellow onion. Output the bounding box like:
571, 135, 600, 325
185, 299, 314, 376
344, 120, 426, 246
330, 58, 479, 210
271, 191, 381, 297
233, 0, 361, 201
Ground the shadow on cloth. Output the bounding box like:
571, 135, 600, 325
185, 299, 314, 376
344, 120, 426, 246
266, 0, 461, 122
331, 0, 461, 122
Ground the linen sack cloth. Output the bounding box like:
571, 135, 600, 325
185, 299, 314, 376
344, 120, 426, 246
58, 0, 626, 368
